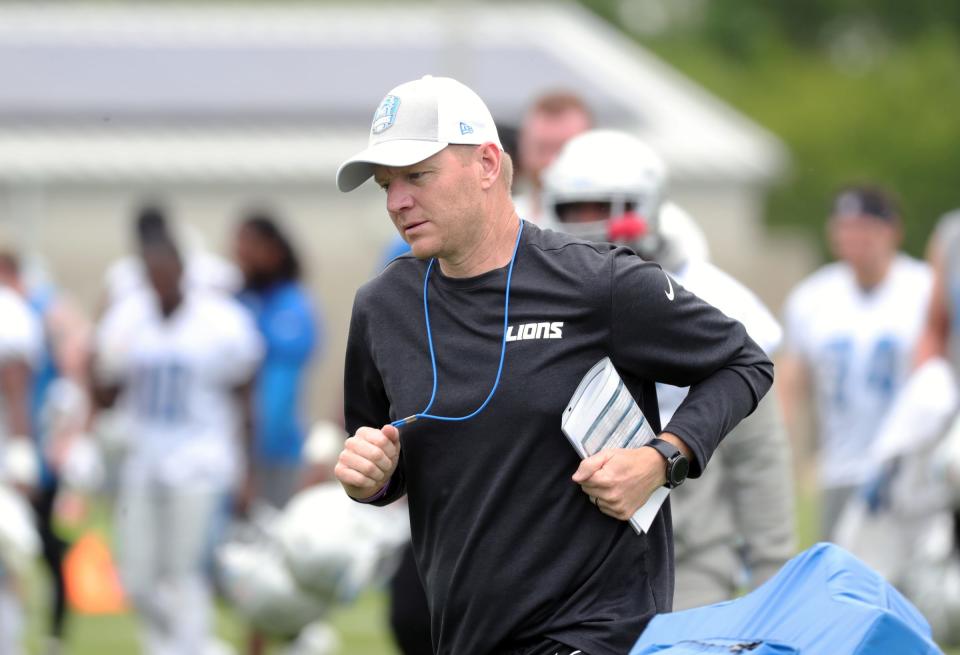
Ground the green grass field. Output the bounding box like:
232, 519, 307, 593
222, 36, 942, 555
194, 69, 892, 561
25, 574, 400, 654
21, 496, 401, 655
21, 486, 959, 654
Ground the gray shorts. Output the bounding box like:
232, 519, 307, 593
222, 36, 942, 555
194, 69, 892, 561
822, 485, 858, 540
673, 552, 739, 611
115, 480, 228, 604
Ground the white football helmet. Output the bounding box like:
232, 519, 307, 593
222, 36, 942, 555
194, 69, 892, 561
541, 129, 667, 259
303, 420, 345, 468
278, 483, 409, 603
219, 483, 409, 637
217, 510, 329, 638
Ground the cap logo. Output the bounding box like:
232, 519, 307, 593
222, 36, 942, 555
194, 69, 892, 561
459, 121, 474, 135
372, 95, 401, 135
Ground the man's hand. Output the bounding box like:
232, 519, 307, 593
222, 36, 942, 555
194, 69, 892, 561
573, 447, 667, 520
574, 432, 692, 520
335, 424, 400, 500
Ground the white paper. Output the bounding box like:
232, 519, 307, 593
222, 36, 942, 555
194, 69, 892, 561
562, 357, 669, 534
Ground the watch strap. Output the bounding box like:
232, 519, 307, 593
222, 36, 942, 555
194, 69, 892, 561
645, 437, 687, 488
646, 437, 680, 462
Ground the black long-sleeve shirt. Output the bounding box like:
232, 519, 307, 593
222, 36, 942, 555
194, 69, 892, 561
344, 222, 773, 655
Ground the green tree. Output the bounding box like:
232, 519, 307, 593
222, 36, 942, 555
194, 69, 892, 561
578, 0, 960, 256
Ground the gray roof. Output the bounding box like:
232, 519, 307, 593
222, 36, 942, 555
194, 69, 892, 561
1, 42, 627, 127
0, 2, 788, 183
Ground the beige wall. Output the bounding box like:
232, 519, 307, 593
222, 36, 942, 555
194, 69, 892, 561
1, 180, 397, 424
0, 178, 819, 426
672, 182, 819, 316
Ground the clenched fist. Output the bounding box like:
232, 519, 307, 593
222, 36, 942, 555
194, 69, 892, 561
335, 424, 401, 500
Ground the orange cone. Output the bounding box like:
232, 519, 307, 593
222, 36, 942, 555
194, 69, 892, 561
63, 531, 128, 614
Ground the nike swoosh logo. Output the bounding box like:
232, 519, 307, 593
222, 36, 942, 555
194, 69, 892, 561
664, 272, 675, 301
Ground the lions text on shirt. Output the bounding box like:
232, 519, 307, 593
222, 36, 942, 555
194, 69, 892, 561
783, 255, 932, 487
97, 289, 262, 488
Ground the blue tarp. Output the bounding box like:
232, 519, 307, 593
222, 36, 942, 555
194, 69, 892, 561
631, 543, 943, 655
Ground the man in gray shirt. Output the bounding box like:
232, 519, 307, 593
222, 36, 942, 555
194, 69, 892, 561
333, 75, 773, 655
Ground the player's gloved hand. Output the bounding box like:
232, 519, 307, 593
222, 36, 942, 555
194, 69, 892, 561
573, 446, 666, 521
3, 437, 38, 497
335, 424, 400, 501
861, 460, 898, 514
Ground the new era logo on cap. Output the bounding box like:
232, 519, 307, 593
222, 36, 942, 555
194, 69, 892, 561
336, 75, 503, 192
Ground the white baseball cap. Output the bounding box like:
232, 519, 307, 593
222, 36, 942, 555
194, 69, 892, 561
336, 75, 503, 192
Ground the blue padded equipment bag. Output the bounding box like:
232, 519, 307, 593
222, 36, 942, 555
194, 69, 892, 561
631, 543, 943, 655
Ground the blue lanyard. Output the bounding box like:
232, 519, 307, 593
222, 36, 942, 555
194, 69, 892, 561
392, 220, 524, 428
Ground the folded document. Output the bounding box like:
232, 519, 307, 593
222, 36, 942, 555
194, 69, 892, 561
562, 356, 668, 534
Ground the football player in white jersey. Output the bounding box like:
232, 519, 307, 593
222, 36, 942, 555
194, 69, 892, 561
0, 247, 94, 655
101, 203, 242, 312
825, 211, 960, 645
93, 231, 262, 655
779, 186, 933, 538
0, 281, 42, 655
542, 129, 795, 609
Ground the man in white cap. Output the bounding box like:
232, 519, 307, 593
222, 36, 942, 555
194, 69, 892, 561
335, 75, 773, 655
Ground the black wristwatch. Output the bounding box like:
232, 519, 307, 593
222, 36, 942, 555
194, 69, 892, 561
645, 437, 689, 489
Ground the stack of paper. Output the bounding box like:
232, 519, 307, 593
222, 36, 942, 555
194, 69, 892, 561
562, 357, 669, 534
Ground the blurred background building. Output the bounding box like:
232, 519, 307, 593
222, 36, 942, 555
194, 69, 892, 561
0, 2, 807, 415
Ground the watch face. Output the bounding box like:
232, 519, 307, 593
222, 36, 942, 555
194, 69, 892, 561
671, 456, 690, 486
